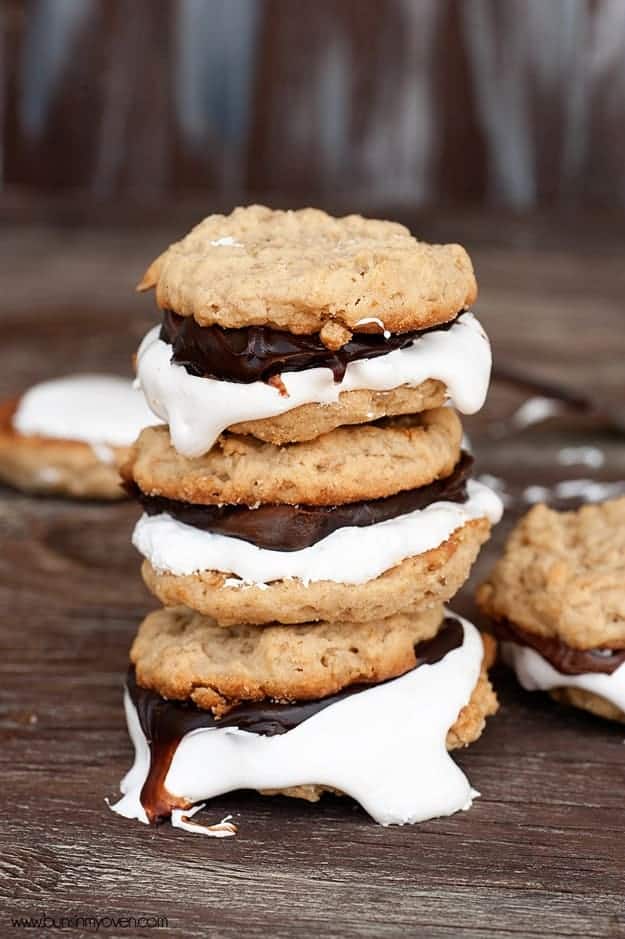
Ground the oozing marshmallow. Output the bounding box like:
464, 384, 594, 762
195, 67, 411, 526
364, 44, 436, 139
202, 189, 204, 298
133, 480, 503, 585
502, 642, 625, 714
111, 612, 485, 833
137, 312, 491, 457
13, 375, 161, 451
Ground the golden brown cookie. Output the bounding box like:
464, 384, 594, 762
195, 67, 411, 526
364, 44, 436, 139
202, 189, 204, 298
123, 407, 462, 506
141, 516, 491, 625
229, 379, 447, 445
138, 205, 477, 334
477, 498, 625, 650
446, 634, 499, 748
549, 687, 625, 723
132, 605, 497, 720
131, 603, 445, 714
0, 399, 127, 500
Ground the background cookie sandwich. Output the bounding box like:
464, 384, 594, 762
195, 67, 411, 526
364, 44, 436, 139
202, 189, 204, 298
0, 374, 161, 500
477, 497, 625, 722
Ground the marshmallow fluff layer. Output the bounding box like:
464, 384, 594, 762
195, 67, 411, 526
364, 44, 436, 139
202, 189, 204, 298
502, 642, 625, 714
13, 375, 162, 454
137, 312, 491, 457
111, 612, 484, 834
133, 480, 503, 585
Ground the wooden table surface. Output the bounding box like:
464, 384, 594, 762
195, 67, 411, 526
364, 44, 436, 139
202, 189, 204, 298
1, 210, 625, 938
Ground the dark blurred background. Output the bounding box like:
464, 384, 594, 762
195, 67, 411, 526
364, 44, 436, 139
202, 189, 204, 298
1, 0, 623, 414
2, 0, 625, 214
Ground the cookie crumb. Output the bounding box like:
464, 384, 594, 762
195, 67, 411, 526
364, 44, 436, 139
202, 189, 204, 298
267, 374, 289, 397
319, 321, 353, 351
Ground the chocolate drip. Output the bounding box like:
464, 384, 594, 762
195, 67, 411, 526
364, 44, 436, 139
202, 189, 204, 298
160, 309, 460, 384
491, 618, 625, 676
128, 616, 464, 823
129, 452, 473, 552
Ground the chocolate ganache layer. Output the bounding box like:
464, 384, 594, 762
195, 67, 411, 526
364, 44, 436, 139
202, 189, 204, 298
491, 618, 625, 676
128, 616, 464, 822
129, 452, 473, 552
160, 308, 461, 384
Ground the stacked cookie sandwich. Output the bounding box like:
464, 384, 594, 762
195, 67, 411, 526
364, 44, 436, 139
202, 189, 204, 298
112, 206, 502, 836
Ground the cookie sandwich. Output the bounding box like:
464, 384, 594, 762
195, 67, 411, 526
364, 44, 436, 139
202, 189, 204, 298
477, 497, 625, 722
135, 205, 491, 455
113, 606, 498, 833
111, 206, 502, 835
125, 410, 500, 626
0, 375, 161, 500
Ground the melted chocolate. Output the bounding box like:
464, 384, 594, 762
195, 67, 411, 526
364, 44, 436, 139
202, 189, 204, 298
129, 452, 473, 552
128, 616, 464, 822
491, 618, 625, 676
160, 309, 460, 384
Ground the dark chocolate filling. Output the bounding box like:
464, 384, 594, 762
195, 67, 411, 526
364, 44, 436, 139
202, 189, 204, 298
129, 452, 473, 552
128, 616, 464, 823
491, 618, 625, 676
160, 308, 461, 384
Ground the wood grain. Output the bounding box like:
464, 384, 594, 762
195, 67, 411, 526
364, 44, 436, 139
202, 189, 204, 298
3, 0, 625, 207
1, 211, 625, 937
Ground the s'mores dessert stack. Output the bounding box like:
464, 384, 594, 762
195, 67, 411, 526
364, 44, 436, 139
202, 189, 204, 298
112, 206, 502, 836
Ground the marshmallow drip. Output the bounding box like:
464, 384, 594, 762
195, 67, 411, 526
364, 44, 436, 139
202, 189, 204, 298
111, 612, 485, 834
136, 312, 492, 457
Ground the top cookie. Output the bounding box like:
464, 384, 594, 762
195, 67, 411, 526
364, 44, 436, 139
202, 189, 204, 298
138, 205, 477, 334
477, 498, 625, 650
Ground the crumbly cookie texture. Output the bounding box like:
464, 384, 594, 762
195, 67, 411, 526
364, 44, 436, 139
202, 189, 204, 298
0, 399, 126, 500
123, 407, 461, 507
229, 379, 447, 445
132, 606, 498, 722
141, 517, 491, 626
137, 205, 477, 334
549, 687, 625, 723
477, 499, 625, 650
446, 635, 498, 747
131, 604, 445, 714
263, 648, 499, 803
